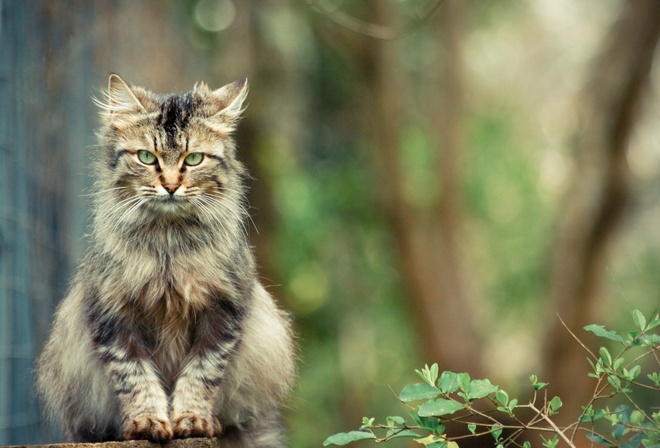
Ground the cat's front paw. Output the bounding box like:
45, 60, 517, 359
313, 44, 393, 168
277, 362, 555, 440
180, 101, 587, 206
171, 412, 221, 439
124, 415, 173, 443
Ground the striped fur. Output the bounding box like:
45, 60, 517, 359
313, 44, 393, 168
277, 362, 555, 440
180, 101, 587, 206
36, 75, 296, 447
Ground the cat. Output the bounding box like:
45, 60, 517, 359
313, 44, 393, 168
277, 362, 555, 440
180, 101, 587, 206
36, 74, 296, 448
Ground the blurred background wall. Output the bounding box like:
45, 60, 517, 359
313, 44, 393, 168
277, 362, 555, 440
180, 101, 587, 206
1, 1, 659, 446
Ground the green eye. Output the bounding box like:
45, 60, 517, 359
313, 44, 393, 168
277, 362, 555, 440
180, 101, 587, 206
137, 150, 157, 165
184, 152, 204, 166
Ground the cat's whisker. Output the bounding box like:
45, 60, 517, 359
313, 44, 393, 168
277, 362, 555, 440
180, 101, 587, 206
99, 195, 142, 221
199, 195, 246, 224
203, 193, 257, 235
204, 191, 249, 212
206, 202, 250, 240
190, 198, 219, 228
112, 197, 147, 233
203, 191, 248, 213
193, 196, 232, 237
211, 188, 256, 213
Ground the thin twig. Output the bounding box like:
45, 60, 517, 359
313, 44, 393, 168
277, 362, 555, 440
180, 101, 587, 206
557, 313, 597, 360
309, 0, 445, 40
528, 402, 576, 448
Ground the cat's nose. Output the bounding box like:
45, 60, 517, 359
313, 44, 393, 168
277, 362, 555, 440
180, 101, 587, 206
163, 183, 180, 195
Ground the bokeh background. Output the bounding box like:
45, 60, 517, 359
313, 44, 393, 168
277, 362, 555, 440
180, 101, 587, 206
1, 1, 659, 447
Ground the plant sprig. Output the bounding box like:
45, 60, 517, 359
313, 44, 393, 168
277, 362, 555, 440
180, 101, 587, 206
324, 309, 660, 448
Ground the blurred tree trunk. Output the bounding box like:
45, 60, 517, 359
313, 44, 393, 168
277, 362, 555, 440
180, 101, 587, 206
223, 0, 301, 288
542, 0, 660, 422
364, 0, 482, 375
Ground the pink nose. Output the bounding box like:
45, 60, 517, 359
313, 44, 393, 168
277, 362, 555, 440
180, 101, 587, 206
163, 183, 180, 194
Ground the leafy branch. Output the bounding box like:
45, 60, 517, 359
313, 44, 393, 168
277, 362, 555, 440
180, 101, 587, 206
324, 309, 660, 448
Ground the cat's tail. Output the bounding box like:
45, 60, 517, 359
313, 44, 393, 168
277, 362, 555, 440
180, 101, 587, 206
220, 411, 287, 448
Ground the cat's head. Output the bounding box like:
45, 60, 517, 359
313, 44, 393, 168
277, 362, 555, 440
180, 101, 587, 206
94, 74, 249, 233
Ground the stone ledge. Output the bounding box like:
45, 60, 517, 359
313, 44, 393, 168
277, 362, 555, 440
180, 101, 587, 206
6, 438, 221, 448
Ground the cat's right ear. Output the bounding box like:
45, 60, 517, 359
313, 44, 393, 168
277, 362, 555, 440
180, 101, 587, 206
106, 74, 146, 114
210, 78, 249, 122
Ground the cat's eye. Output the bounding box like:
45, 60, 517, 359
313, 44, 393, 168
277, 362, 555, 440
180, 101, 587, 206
184, 152, 204, 166
137, 150, 158, 165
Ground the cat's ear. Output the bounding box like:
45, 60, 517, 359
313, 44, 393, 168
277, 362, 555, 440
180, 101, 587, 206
106, 74, 146, 114
210, 78, 249, 121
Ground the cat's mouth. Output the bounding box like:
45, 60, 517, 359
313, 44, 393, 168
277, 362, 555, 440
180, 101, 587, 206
149, 195, 191, 213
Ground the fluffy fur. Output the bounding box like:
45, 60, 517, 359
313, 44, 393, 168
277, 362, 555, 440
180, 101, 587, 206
36, 75, 296, 447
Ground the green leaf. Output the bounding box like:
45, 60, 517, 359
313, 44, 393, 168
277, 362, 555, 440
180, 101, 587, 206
630, 410, 644, 426
508, 398, 518, 413
430, 364, 439, 384
490, 423, 503, 442
467, 423, 477, 435
599, 347, 613, 367
586, 433, 612, 445
533, 380, 549, 391
418, 398, 465, 417
541, 434, 559, 448
613, 358, 624, 372
530, 374, 548, 390
389, 430, 421, 439
627, 330, 641, 345
467, 379, 498, 400
632, 309, 647, 331
646, 312, 660, 330
411, 414, 441, 433
584, 324, 625, 343
581, 404, 600, 422
641, 334, 660, 346
607, 375, 621, 390
386, 416, 406, 427
549, 396, 562, 414
457, 373, 471, 393
385, 415, 406, 428
415, 364, 440, 387
495, 389, 508, 406
361, 417, 375, 428
400, 384, 440, 402
613, 423, 628, 440
620, 433, 647, 448
523, 442, 531, 448
593, 408, 607, 421
414, 434, 444, 446
437, 371, 459, 394
615, 405, 631, 424
647, 372, 660, 387
323, 431, 376, 446
627, 364, 641, 381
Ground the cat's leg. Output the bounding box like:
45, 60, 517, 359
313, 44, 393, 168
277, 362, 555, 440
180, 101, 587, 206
170, 296, 245, 438
87, 299, 172, 442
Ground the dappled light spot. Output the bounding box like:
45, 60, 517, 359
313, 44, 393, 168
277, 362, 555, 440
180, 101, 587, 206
288, 262, 328, 315
194, 0, 236, 33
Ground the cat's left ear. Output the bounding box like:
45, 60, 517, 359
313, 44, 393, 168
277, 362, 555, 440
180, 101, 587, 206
210, 78, 249, 122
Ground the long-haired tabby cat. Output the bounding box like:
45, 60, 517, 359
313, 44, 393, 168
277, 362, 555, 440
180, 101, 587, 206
36, 75, 296, 447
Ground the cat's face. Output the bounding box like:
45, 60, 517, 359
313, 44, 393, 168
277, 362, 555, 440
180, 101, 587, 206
95, 75, 248, 230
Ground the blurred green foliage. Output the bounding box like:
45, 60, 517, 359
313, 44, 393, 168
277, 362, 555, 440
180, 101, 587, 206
193, 2, 660, 446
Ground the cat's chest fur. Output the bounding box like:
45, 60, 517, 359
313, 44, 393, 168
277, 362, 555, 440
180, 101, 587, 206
140, 286, 196, 389
93, 229, 236, 384
98, 223, 235, 302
